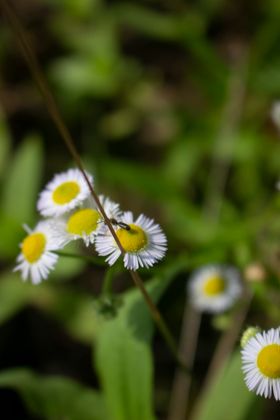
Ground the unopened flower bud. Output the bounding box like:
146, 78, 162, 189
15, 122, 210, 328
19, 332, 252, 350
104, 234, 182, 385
240, 326, 261, 348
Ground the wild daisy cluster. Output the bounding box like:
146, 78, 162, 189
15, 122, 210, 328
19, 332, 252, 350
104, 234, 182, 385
14, 168, 167, 284
187, 264, 242, 314
241, 327, 280, 401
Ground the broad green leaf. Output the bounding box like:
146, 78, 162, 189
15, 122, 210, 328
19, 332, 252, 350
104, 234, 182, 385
0, 368, 108, 420
0, 212, 24, 259
1, 134, 43, 224
96, 323, 154, 420
193, 352, 262, 420
95, 270, 177, 420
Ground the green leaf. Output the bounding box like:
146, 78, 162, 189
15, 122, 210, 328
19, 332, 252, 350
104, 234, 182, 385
193, 352, 262, 420
0, 368, 108, 420
96, 323, 154, 420
0, 134, 44, 259
95, 271, 176, 420
0, 212, 25, 259
1, 134, 43, 224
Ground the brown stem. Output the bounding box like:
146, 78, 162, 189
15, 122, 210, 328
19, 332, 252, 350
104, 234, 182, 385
167, 302, 201, 420
1, 0, 188, 373
130, 270, 189, 373
190, 289, 253, 420
0, 0, 124, 254
203, 290, 252, 391
204, 46, 248, 222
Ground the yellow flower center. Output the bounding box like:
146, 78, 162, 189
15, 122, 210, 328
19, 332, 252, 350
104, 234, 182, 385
116, 224, 148, 252
257, 344, 280, 378
22, 232, 46, 263
52, 181, 80, 205
66, 208, 100, 235
203, 275, 226, 296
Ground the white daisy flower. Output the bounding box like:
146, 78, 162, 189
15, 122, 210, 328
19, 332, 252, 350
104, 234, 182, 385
187, 265, 242, 313
14, 221, 64, 284
52, 195, 122, 247
95, 211, 167, 270
98, 195, 123, 230
241, 328, 280, 400
37, 168, 93, 217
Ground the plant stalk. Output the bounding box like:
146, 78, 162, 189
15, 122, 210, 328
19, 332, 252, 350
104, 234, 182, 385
1, 0, 188, 373
167, 302, 201, 420
204, 46, 248, 222
190, 289, 253, 420
54, 250, 106, 267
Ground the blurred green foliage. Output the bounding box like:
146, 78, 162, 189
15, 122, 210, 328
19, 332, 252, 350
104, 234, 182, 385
1, 0, 280, 418
0, 368, 108, 420
193, 352, 262, 420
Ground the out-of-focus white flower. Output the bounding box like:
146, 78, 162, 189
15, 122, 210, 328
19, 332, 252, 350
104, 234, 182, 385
187, 265, 242, 313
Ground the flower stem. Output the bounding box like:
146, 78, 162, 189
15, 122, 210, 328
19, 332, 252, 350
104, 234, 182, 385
54, 250, 106, 267
190, 289, 253, 420
204, 47, 248, 222
167, 302, 201, 420
130, 270, 189, 374
102, 265, 121, 295
1, 0, 189, 374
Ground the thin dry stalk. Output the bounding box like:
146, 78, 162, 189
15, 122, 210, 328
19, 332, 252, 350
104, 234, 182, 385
204, 46, 248, 222
0, 0, 188, 373
167, 302, 201, 420
190, 289, 253, 420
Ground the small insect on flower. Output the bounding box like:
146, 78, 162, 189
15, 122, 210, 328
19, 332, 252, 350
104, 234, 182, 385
53, 195, 122, 247
110, 218, 130, 230
241, 327, 280, 400
14, 221, 64, 284
187, 265, 242, 313
95, 211, 167, 270
37, 168, 93, 217
97, 195, 123, 232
